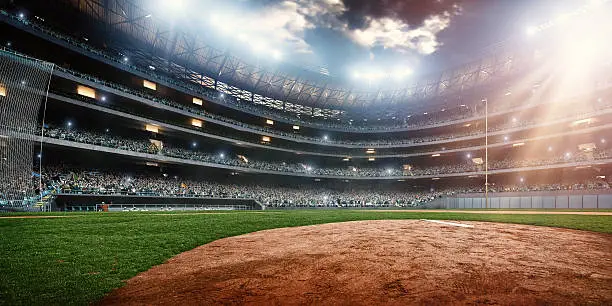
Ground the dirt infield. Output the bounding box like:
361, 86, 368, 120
100, 220, 612, 305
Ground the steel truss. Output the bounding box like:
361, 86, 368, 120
64, 0, 533, 117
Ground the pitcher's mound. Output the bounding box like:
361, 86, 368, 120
99, 220, 612, 305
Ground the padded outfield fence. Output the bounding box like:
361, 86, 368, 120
442, 190, 612, 209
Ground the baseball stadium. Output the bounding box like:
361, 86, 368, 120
0, 0, 611, 304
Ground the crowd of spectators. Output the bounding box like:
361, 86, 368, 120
8, 10, 611, 138
44, 126, 612, 178
42, 168, 446, 207
56, 67, 612, 148
41, 167, 611, 208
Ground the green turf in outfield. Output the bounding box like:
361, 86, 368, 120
0, 210, 610, 305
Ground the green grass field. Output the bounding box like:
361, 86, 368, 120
1, 210, 611, 305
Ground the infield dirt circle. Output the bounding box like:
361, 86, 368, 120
100, 220, 612, 305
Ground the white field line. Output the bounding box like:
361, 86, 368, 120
420, 219, 474, 228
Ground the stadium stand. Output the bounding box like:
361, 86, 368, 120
0, 6, 611, 211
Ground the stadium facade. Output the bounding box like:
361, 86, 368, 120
1, 0, 612, 211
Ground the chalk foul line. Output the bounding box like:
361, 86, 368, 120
420, 219, 474, 228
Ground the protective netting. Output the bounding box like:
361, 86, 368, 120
0, 50, 53, 206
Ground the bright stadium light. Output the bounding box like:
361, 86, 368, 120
272, 50, 283, 60
526, 26, 538, 36
392, 68, 413, 80
66, 121, 72, 127
466, 153, 472, 159
192, 142, 197, 148
101, 96, 106, 102
251, 41, 266, 54
219, 153, 225, 158
323, 135, 329, 140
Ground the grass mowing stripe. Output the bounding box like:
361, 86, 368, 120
0, 210, 610, 306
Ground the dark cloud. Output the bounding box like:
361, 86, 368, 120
340, 0, 462, 29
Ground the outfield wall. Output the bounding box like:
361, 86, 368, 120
53, 194, 263, 211
443, 191, 612, 209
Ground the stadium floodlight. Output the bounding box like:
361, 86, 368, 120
392, 68, 413, 80
548, 146, 553, 152
466, 153, 472, 159
386, 169, 392, 174
526, 26, 538, 36
105, 129, 109, 133
504, 136, 509, 141
306, 166, 312, 171
66, 121, 72, 127
323, 135, 329, 140
601, 138, 606, 143
219, 93, 225, 98
18, 12, 24, 19
192, 142, 197, 148
6, 42, 11, 47
272, 50, 283, 60
512, 117, 517, 123
123, 57, 129, 62
219, 153, 225, 158
101, 96, 106, 102
37, 153, 41, 159
251, 42, 266, 54
520, 177, 524, 183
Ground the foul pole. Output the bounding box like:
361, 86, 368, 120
484, 98, 489, 208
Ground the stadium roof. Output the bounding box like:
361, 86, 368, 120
10, 0, 609, 109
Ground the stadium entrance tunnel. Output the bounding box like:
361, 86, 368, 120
53, 194, 263, 211
99, 220, 612, 305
